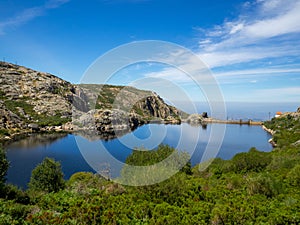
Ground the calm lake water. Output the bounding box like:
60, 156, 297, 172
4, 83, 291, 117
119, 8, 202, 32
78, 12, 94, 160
5, 123, 272, 189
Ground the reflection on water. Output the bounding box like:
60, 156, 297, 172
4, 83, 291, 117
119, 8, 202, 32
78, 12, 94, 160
5, 123, 272, 189
7, 133, 68, 149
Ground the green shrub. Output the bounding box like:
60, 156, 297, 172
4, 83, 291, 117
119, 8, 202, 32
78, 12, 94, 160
247, 173, 282, 198
287, 164, 300, 187
0, 199, 31, 224
28, 158, 65, 193
207, 157, 232, 177
1, 184, 30, 204
120, 145, 191, 186
230, 147, 272, 173
0, 129, 9, 136
0, 147, 9, 185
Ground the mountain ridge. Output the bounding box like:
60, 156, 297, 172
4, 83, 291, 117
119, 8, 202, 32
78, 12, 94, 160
0, 61, 188, 140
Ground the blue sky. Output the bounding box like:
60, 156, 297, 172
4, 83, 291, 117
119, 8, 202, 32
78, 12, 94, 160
0, 0, 300, 103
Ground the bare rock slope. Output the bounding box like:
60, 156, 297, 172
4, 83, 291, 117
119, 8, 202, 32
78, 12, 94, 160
0, 62, 186, 138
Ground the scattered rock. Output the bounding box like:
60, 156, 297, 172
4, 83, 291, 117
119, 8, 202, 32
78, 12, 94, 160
202, 112, 208, 118
28, 124, 39, 131
268, 138, 277, 147
186, 114, 204, 125
105, 183, 126, 195
292, 140, 300, 146
0, 101, 24, 129
262, 125, 276, 135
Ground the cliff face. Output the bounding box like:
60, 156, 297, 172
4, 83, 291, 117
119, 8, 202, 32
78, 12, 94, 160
0, 101, 24, 130
79, 84, 185, 121
0, 62, 89, 130
0, 62, 186, 138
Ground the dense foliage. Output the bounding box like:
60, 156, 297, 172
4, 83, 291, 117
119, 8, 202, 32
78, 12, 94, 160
0, 114, 300, 224
28, 157, 65, 193
264, 115, 300, 147
0, 147, 9, 196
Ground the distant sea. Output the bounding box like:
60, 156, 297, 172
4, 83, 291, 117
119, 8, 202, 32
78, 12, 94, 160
175, 102, 299, 121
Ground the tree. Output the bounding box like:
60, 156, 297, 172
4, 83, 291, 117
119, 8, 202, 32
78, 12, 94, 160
287, 164, 300, 187
0, 147, 9, 185
28, 158, 65, 193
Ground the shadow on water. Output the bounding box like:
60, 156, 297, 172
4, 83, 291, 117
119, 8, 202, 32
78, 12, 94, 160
6, 133, 69, 149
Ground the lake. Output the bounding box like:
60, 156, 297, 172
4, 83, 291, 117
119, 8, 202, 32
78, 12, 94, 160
5, 123, 272, 189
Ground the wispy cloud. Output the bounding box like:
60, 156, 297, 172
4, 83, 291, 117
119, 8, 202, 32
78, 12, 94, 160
252, 87, 300, 102
143, 0, 300, 86
197, 0, 300, 67
101, 0, 149, 4
0, 0, 70, 35
144, 67, 189, 82
214, 67, 300, 78
137, 0, 300, 102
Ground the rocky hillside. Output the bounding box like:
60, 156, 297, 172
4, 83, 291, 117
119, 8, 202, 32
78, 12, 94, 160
263, 106, 300, 147
0, 62, 186, 139
78, 84, 185, 120
0, 62, 87, 131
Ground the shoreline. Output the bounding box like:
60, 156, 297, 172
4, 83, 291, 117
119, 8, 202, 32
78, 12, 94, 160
261, 125, 277, 147
203, 118, 263, 126
1, 117, 266, 144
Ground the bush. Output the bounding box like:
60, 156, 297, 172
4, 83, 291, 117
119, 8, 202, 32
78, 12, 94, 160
230, 148, 272, 173
0, 184, 30, 204
28, 158, 65, 193
120, 145, 191, 186
247, 173, 282, 198
0, 199, 30, 224
287, 164, 300, 187
0, 129, 9, 136
0, 147, 9, 185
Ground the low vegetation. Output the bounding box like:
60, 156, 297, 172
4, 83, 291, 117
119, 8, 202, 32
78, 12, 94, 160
28, 157, 65, 193
3, 97, 70, 127
0, 114, 300, 224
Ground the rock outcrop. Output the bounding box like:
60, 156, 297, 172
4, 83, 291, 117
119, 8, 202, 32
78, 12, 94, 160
0, 61, 88, 116
0, 61, 188, 139
72, 109, 145, 140
185, 114, 204, 125
0, 61, 90, 130
0, 100, 24, 130
78, 84, 185, 122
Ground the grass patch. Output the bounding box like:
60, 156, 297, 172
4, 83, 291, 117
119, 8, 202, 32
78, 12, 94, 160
0, 129, 9, 136
4, 98, 70, 127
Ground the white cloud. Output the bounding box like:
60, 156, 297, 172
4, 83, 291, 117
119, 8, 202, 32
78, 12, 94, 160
245, 2, 300, 39
198, 39, 211, 45
102, 0, 149, 4
214, 67, 300, 78
198, 43, 300, 68
140, 0, 300, 102
0, 0, 70, 34
229, 23, 244, 34
258, 0, 296, 15
197, 0, 300, 67
46, 0, 70, 9
144, 67, 195, 83
223, 86, 300, 102
254, 87, 300, 101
